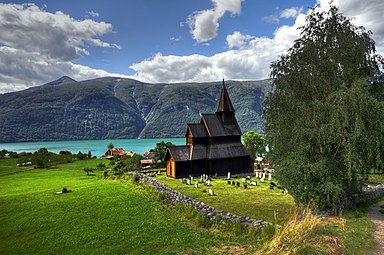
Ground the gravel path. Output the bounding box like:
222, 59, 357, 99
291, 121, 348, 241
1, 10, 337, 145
367, 200, 384, 255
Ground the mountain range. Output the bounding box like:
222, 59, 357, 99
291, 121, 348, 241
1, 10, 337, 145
0, 77, 273, 143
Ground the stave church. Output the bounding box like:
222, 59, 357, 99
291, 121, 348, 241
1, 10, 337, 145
164, 81, 254, 178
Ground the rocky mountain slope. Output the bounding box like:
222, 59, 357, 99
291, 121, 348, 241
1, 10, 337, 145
0, 77, 273, 142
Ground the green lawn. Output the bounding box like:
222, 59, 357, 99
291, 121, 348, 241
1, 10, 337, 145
154, 174, 295, 225
0, 159, 260, 255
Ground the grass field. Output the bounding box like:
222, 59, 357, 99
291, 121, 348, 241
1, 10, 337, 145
154, 174, 295, 225
1, 158, 383, 254
0, 159, 262, 255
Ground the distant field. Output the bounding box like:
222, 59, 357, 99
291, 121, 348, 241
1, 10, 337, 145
0, 159, 261, 255
154, 174, 295, 225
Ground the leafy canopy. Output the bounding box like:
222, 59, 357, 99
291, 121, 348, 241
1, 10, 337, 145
243, 131, 266, 160
264, 5, 384, 210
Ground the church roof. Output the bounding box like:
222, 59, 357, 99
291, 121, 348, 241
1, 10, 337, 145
216, 80, 235, 113
165, 146, 189, 162
187, 123, 208, 138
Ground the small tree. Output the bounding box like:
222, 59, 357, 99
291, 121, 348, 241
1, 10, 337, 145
153, 141, 174, 168
32, 148, 50, 168
243, 131, 266, 160
88, 150, 92, 159
107, 142, 114, 150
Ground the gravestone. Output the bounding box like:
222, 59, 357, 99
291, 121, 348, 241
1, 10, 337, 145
206, 180, 211, 186
228, 172, 231, 179
191, 176, 194, 182
200, 177, 204, 183
250, 180, 257, 186
158, 170, 161, 174
236, 182, 240, 187
243, 183, 248, 189
242, 178, 246, 183
260, 178, 265, 183
269, 183, 274, 189
195, 183, 198, 188
214, 173, 218, 178
187, 179, 191, 185
209, 189, 214, 196
268, 173, 272, 181
255, 172, 259, 178
262, 172, 266, 179
283, 188, 289, 194
180, 179, 183, 183
227, 180, 231, 185
232, 181, 236, 185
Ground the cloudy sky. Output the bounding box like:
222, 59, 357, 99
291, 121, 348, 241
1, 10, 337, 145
0, 0, 383, 93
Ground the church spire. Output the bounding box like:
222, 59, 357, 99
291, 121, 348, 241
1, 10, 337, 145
216, 79, 235, 113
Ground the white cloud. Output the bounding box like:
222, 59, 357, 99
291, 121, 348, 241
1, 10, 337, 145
226, 31, 255, 49
263, 7, 304, 24
86, 11, 100, 18
187, 0, 242, 43
0, 3, 125, 93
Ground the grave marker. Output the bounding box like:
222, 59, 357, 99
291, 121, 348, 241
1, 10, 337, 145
268, 173, 272, 181
209, 189, 215, 196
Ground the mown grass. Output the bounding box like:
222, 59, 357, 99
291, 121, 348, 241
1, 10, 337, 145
0, 158, 262, 255
154, 174, 295, 225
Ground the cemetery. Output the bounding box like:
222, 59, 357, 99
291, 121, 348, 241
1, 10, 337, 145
153, 171, 295, 225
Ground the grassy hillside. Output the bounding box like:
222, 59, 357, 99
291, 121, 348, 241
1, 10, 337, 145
0, 159, 262, 254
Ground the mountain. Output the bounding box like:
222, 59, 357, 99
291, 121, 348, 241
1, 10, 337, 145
0, 77, 273, 142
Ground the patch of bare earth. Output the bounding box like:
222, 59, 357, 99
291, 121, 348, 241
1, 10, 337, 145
367, 201, 384, 255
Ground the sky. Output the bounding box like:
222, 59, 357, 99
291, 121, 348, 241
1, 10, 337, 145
0, 0, 383, 93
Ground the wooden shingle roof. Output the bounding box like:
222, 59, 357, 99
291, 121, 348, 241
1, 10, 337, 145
216, 80, 235, 113
187, 123, 208, 138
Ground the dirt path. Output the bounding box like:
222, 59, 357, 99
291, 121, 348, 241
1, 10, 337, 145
367, 200, 384, 255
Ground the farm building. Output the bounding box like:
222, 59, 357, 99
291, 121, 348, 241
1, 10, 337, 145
164, 81, 254, 178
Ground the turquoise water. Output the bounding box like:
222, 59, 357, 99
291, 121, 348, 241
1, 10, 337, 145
0, 138, 185, 157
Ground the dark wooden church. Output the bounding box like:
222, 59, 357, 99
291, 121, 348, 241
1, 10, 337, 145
164, 81, 254, 178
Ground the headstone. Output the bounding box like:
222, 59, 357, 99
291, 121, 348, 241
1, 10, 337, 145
195, 183, 198, 188
268, 173, 272, 181
255, 172, 259, 178
206, 180, 211, 186
214, 173, 218, 178
183, 178, 186, 183
283, 188, 289, 194
158, 170, 161, 174
247, 176, 251, 180
250, 180, 257, 186
180, 179, 183, 183
261, 178, 265, 183
209, 189, 214, 196
200, 177, 204, 183
232, 181, 236, 185
236, 182, 240, 187
243, 183, 248, 189
191, 176, 194, 182
187, 179, 191, 185
228, 172, 231, 179
227, 180, 231, 185
269, 183, 274, 189
262, 172, 266, 179
242, 178, 246, 183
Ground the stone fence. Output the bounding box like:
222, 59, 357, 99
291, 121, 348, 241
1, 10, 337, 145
338, 182, 384, 211
136, 173, 270, 228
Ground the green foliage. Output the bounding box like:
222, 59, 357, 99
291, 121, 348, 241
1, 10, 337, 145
107, 142, 114, 149
243, 130, 266, 160
264, 5, 384, 210
32, 148, 50, 168
152, 141, 174, 167
113, 154, 145, 174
